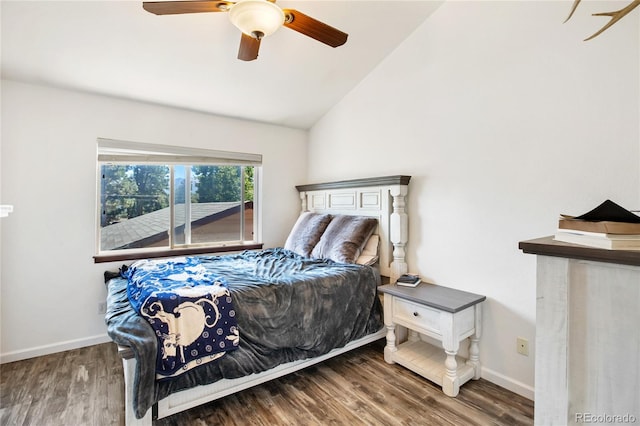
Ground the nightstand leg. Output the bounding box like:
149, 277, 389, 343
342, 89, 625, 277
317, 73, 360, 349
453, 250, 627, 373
466, 304, 482, 380
468, 335, 481, 380
384, 324, 397, 364
441, 312, 461, 397
443, 350, 460, 397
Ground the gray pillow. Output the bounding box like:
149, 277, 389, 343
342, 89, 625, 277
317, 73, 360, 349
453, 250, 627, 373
311, 215, 378, 264
284, 212, 333, 257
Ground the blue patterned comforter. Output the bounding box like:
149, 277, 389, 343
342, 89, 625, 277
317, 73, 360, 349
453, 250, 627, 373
124, 257, 239, 378
105, 248, 383, 419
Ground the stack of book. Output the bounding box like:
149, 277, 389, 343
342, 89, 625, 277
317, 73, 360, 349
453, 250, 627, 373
396, 274, 421, 287
554, 200, 640, 250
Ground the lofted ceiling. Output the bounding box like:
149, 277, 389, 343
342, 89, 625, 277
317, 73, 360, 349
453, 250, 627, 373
1, 0, 443, 129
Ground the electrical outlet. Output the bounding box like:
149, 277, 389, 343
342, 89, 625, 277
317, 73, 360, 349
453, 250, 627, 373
517, 337, 529, 356
97, 302, 107, 315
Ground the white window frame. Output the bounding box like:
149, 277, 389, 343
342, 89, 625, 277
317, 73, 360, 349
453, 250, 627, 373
95, 138, 262, 262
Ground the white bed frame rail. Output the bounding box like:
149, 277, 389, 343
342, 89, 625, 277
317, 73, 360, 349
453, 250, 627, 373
119, 175, 411, 425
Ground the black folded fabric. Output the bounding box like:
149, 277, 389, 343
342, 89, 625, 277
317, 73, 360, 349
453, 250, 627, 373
574, 199, 640, 223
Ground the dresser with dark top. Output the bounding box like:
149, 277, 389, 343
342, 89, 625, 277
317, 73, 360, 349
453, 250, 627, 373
520, 237, 640, 425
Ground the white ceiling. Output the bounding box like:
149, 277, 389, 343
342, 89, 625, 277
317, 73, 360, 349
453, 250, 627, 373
1, 0, 443, 129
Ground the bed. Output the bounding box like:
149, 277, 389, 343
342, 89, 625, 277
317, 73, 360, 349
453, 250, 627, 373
105, 175, 411, 426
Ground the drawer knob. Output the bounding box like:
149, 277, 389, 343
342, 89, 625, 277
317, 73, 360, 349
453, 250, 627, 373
413, 312, 419, 317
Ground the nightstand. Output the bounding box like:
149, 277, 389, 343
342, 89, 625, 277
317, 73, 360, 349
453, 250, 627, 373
378, 283, 486, 397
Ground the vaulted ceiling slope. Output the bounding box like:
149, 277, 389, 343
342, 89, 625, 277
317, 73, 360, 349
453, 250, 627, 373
1, 1, 444, 129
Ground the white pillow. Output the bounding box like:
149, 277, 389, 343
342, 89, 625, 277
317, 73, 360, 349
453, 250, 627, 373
356, 234, 379, 266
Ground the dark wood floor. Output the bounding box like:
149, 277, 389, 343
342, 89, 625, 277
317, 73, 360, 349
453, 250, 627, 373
1, 339, 533, 426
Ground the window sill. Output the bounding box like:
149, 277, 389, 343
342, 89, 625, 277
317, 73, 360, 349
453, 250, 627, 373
93, 243, 264, 264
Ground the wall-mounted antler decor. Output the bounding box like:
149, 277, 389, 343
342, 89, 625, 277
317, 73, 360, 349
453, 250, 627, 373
565, 0, 640, 40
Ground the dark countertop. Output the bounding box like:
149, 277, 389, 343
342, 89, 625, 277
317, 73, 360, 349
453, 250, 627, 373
519, 236, 640, 267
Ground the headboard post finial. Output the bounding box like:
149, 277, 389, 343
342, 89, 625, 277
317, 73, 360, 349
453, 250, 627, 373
389, 185, 409, 282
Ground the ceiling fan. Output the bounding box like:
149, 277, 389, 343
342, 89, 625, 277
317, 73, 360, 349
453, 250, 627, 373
142, 0, 348, 61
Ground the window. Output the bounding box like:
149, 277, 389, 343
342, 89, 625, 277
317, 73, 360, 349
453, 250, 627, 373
95, 139, 262, 262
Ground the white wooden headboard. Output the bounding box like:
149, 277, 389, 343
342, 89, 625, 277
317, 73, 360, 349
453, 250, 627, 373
296, 175, 411, 281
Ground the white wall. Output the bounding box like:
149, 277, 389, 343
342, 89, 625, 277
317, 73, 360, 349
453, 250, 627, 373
308, 1, 640, 399
0, 80, 307, 362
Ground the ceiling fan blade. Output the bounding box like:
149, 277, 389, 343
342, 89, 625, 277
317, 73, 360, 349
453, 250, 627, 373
282, 9, 348, 48
238, 33, 260, 61
142, 1, 233, 15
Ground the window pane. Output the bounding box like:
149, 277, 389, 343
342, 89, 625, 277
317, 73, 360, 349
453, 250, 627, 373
100, 165, 170, 251
190, 165, 243, 244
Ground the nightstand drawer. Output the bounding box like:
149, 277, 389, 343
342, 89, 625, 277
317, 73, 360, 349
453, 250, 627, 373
393, 298, 441, 335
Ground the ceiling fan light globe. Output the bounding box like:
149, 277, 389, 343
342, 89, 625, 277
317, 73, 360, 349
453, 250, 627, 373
229, 0, 285, 38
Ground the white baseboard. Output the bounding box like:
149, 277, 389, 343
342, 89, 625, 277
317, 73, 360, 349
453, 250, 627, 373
481, 366, 535, 401
0, 334, 112, 364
